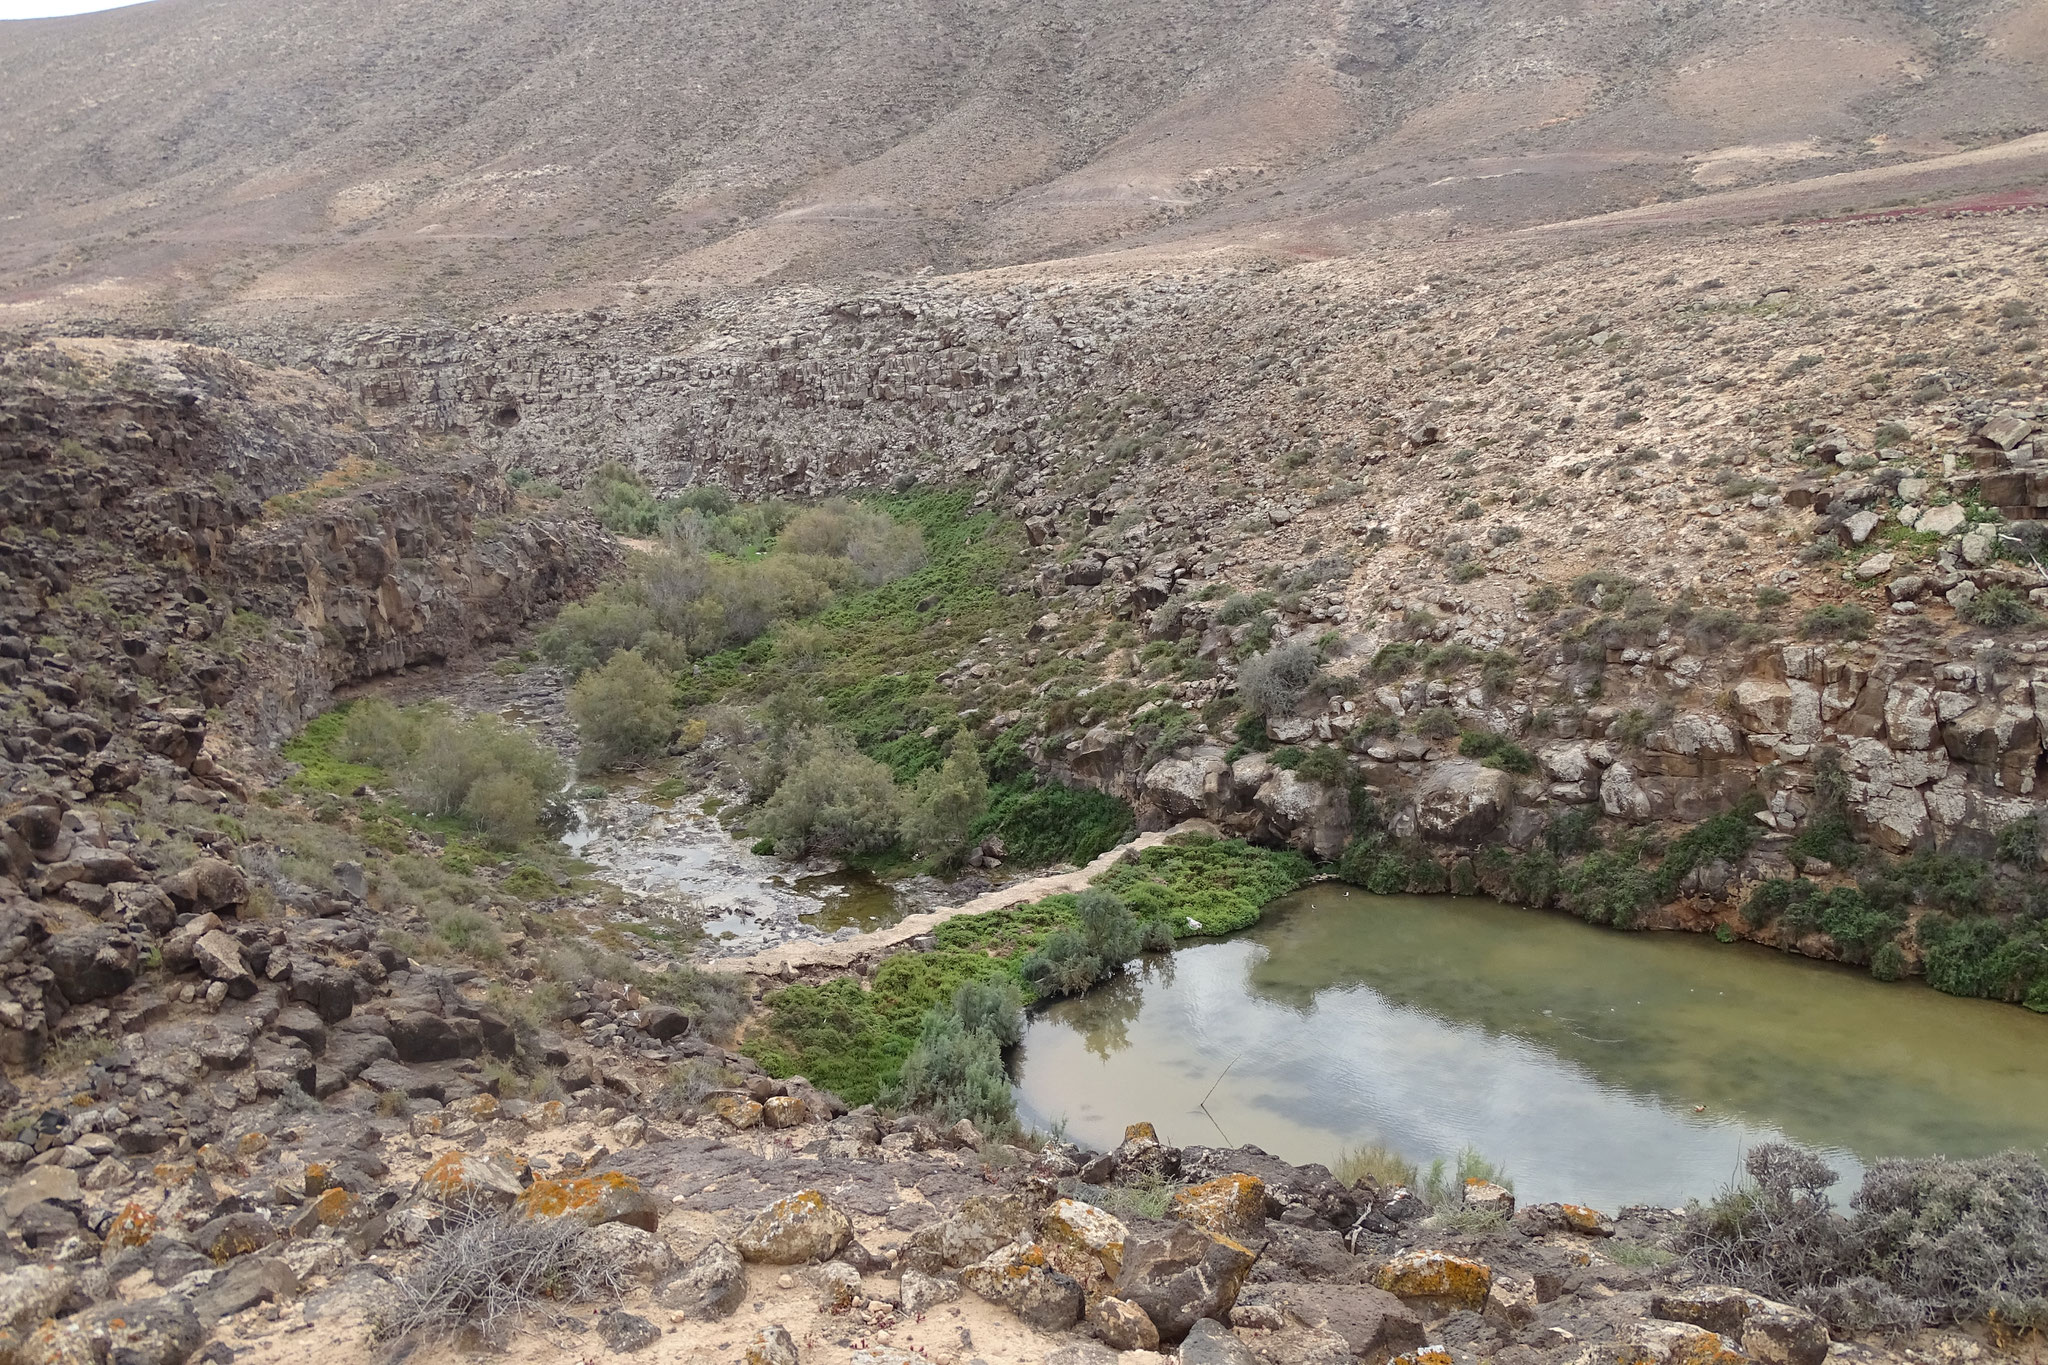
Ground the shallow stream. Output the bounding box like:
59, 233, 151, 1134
1012, 885, 2048, 1209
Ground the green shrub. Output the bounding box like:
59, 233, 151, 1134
461, 771, 545, 848
1557, 845, 1656, 928
1787, 814, 1858, 870
1798, 604, 1874, 640
1457, 729, 1535, 774
1021, 929, 1103, 998
750, 729, 903, 858
888, 1009, 1014, 1130
1292, 746, 1350, 786
1372, 641, 1422, 676
899, 733, 990, 867
567, 649, 677, 772
969, 777, 1134, 868
1413, 706, 1459, 740
951, 977, 1023, 1048
1959, 585, 2038, 630
1097, 835, 1314, 938
1917, 914, 2048, 1003
1653, 796, 1764, 900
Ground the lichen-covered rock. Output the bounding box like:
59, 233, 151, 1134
714, 1094, 764, 1130
741, 1325, 799, 1365
586, 1223, 674, 1286
0, 1266, 80, 1338
959, 1241, 1085, 1332
1087, 1296, 1159, 1351
513, 1172, 660, 1231
1742, 1303, 1829, 1365
1650, 1287, 1827, 1365
1111, 1121, 1179, 1181
1462, 1179, 1514, 1216
903, 1193, 1036, 1272
18, 1295, 203, 1365
1375, 1250, 1492, 1314
1040, 1197, 1130, 1281
1170, 1174, 1267, 1241
761, 1095, 806, 1129
659, 1240, 747, 1319
194, 1211, 275, 1263
1613, 1320, 1749, 1365
898, 1267, 959, 1316
1112, 1224, 1256, 1345
735, 1190, 852, 1264
1516, 1202, 1615, 1237
411, 1150, 525, 1211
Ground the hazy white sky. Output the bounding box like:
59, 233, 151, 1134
0, 0, 155, 17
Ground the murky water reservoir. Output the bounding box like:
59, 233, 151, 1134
1013, 885, 2048, 1209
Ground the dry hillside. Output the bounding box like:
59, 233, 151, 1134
3, 0, 2047, 324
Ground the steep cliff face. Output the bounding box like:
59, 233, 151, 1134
0, 336, 615, 774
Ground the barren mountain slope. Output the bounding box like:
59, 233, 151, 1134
3, 0, 2045, 325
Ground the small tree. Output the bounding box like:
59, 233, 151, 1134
899, 733, 991, 867
749, 729, 902, 858
568, 650, 677, 773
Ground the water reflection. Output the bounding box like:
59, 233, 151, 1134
1013, 887, 2048, 1208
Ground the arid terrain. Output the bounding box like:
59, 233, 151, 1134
1, 3, 2047, 1365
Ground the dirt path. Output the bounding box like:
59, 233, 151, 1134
705, 820, 1215, 977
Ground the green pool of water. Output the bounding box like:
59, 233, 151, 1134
1012, 885, 2048, 1209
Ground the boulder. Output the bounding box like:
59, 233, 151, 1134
387, 1009, 467, 1062
1411, 762, 1514, 843
903, 1193, 1035, 1272
1263, 1282, 1424, 1358
1375, 1250, 1492, 1315
191, 930, 252, 988
585, 1224, 674, 1287
1111, 1224, 1256, 1345
514, 1173, 661, 1232
1040, 1197, 1130, 1281
193, 1257, 298, 1321
597, 1310, 660, 1353
1462, 1180, 1515, 1217
0, 1266, 81, 1337
194, 1211, 275, 1262
659, 1240, 747, 1319
1169, 1174, 1267, 1242
1087, 1296, 1158, 1351
411, 1151, 525, 1211
959, 1242, 1084, 1332
735, 1190, 852, 1264
740, 1326, 799, 1365
1178, 1317, 1261, 1365
761, 1095, 806, 1129
898, 1267, 960, 1316
1111, 1121, 1179, 1182
160, 857, 248, 915
17, 1295, 203, 1365
2, 1168, 80, 1220
289, 964, 358, 1023
43, 927, 138, 1004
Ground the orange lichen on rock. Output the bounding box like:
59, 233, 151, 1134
105, 1204, 158, 1250
1376, 1250, 1494, 1312
1169, 1174, 1267, 1241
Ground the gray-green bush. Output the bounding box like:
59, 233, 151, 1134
566, 649, 677, 772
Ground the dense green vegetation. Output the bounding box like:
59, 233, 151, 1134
287, 700, 569, 848
743, 835, 1309, 1111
